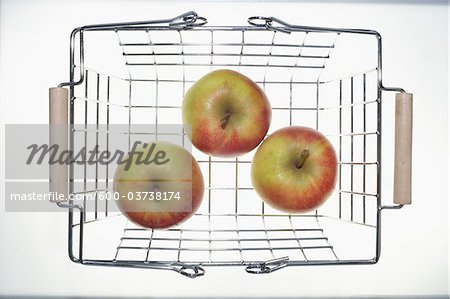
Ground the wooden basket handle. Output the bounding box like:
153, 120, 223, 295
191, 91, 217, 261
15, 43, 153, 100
393, 92, 413, 205
49, 87, 69, 202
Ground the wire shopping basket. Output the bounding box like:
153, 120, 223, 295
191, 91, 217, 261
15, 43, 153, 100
49, 12, 412, 278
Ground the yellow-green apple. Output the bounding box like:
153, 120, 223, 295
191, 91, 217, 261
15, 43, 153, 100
182, 69, 271, 157
113, 141, 204, 229
251, 126, 337, 213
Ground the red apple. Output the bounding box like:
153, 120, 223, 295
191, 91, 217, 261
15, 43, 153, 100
251, 126, 337, 213
113, 141, 204, 229
182, 69, 271, 157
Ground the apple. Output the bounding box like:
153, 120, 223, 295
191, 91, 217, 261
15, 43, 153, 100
113, 141, 204, 229
182, 69, 271, 157
251, 126, 337, 213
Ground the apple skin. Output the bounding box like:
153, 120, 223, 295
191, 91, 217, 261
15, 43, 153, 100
113, 141, 204, 229
182, 69, 271, 157
251, 126, 337, 213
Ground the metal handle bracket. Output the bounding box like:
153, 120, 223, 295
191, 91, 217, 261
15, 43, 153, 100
245, 256, 289, 274
172, 263, 205, 278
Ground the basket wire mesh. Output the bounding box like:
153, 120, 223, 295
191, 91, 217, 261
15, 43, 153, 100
58, 12, 405, 277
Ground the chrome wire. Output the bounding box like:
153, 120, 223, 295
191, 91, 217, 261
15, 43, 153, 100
62, 12, 406, 276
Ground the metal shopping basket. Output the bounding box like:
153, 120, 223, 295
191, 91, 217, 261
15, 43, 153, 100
49, 12, 412, 278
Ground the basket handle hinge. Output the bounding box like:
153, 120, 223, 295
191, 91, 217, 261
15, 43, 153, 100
171, 263, 205, 278
248, 16, 292, 34
168, 11, 207, 29
245, 256, 289, 274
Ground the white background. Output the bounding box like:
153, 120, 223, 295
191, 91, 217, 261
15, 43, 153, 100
0, 0, 449, 297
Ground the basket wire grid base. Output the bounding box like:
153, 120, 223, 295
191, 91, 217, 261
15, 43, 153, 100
115, 214, 338, 264
64, 14, 390, 276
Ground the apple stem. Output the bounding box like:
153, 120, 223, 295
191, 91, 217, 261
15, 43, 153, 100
220, 112, 232, 129
296, 149, 310, 169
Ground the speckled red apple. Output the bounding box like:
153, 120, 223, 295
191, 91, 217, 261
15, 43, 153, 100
182, 69, 271, 157
251, 126, 337, 213
113, 141, 204, 229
